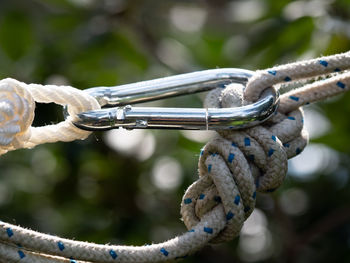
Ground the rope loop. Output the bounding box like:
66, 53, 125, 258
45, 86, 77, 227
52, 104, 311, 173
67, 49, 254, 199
181, 51, 350, 245
0, 78, 35, 154
0, 78, 101, 155
244, 51, 350, 103
181, 83, 306, 242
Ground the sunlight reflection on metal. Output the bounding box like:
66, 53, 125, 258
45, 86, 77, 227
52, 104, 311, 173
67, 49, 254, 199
104, 129, 156, 161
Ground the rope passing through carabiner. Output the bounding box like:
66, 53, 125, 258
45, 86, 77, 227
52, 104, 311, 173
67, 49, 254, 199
0, 52, 349, 262
72, 68, 279, 131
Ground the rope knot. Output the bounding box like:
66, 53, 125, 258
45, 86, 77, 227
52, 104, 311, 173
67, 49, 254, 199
0, 78, 35, 150
181, 83, 308, 243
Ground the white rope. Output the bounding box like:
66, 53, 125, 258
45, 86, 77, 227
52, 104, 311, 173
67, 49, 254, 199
0, 52, 349, 262
0, 78, 100, 156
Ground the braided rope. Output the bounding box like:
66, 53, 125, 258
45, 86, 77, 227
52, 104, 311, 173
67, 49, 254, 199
0, 52, 349, 262
181, 51, 350, 243
0, 78, 100, 156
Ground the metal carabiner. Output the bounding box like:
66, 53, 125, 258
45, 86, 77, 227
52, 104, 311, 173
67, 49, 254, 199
72, 68, 279, 131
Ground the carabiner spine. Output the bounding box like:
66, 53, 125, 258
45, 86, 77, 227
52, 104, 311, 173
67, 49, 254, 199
74, 88, 278, 131
75, 106, 208, 131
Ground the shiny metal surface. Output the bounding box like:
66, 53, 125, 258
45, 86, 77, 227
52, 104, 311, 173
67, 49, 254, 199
85, 68, 253, 106
72, 68, 279, 130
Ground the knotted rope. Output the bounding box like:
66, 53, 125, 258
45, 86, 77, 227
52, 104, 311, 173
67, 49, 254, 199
181, 52, 350, 243
0, 52, 349, 262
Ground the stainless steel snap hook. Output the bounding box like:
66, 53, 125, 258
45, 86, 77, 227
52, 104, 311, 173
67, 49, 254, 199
72, 68, 279, 131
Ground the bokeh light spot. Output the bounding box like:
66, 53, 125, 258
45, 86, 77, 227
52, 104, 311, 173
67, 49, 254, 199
181, 130, 215, 143
279, 187, 309, 216
239, 209, 273, 262
303, 107, 330, 139
228, 0, 267, 23
289, 143, 339, 180
170, 5, 207, 33
156, 38, 193, 71
151, 156, 183, 191
104, 129, 156, 161
283, 0, 332, 21
241, 208, 267, 236
31, 148, 57, 176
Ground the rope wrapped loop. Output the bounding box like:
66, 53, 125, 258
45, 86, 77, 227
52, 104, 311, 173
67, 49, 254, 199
0, 78, 100, 156
181, 51, 350, 243
0, 79, 35, 152
181, 84, 308, 243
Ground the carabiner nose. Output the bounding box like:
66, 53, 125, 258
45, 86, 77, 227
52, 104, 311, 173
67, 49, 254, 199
72, 68, 279, 131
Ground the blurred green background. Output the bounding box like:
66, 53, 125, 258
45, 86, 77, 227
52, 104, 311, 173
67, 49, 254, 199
0, 0, 350, 262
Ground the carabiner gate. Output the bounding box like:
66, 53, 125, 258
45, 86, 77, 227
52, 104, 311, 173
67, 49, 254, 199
73, 68, 279, 131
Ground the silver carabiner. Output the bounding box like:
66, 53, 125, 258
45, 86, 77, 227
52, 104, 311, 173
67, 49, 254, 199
72, 68, 279, 131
